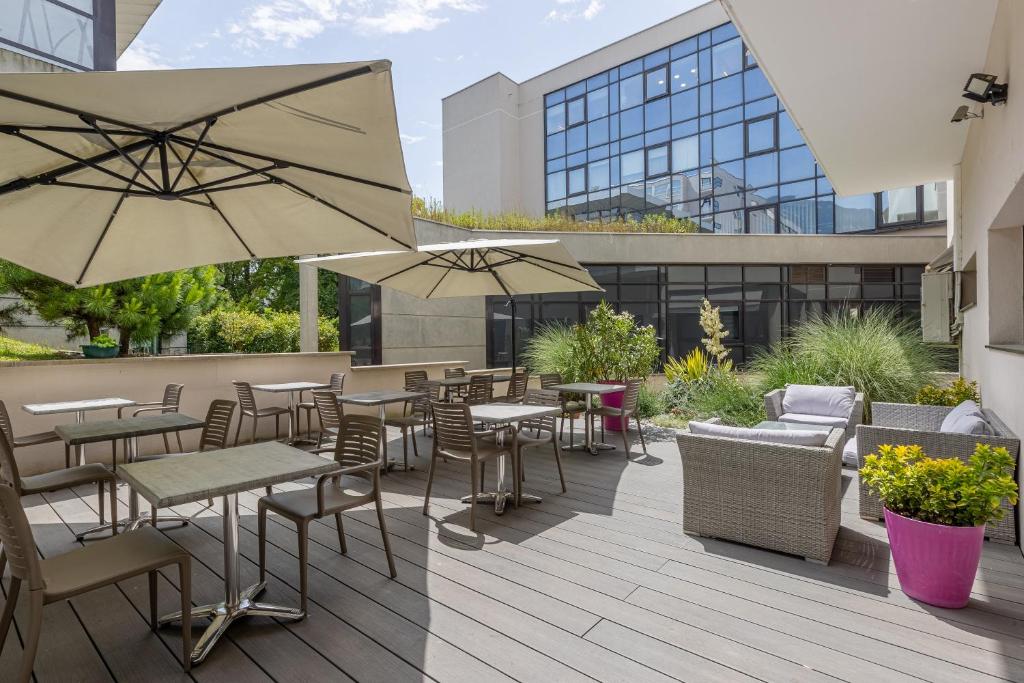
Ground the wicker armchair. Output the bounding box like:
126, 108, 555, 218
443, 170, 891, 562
856, 403, 1020, 544
676, 421, 844, 563
764, 386, 864, 441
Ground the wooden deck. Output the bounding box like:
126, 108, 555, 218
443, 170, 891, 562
4, 421, 1024, 682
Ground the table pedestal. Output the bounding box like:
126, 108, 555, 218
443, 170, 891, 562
159, 492, 304, 665
561, 392, 617, 455
381, 404, 415, 473
460, 428, 542, 514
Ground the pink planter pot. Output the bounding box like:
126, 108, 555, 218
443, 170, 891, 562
884, 508, 985, 609
598, 380, 627, 432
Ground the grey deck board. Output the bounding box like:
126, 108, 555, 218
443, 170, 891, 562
5, 419, 1024, 682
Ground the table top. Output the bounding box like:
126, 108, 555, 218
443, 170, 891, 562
438, 374, 513, 387
118, 441, 340, 508
251, 382, 330, 393
23, 397, 135, 415
470, 403, 561, 424
754, 420, 834, 433
338, 390, 426, 406
550, 382, 626, 394
55, 413, 205, 445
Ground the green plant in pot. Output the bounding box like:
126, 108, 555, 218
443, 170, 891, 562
81, 333, 119, 359
860, 443, 1018, 608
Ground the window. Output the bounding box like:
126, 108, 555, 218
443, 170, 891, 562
835, 193, 876, 232
620, 106, 644, 137
779, 145, 814, 182
647, 145, 669, 176
645, 98, 670, 130
671, 89, 699, 122
746, 115, 775, 154
587, 117, 609, 147
922, 182, 948, 222
546, 171, 566, 200
777, 111, 802, 148
546, 132, 565, 159
779, 199, 816, 234
671, 55, 699, 91
880, 186, 918, 224
712, 123, 743, 162
712, 73, 742, 111
620, 74, 644, 109
566, 125, 586, 153
748, 206, 777, 233
545, 104, 565, 133
568, 167, 586, 195
671, 136, 699, 172
743, 68, 773, 102
587, 159, 610, 191
646, 67, 668, 100
587, 87, 609, 119
745, 152, 777, 188
620, 150, 645, 183
0, 0, 105, 70
567, 97, 585, 126
711, 37, 742, 78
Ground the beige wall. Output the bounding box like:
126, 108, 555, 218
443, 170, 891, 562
1, 352, 468, 476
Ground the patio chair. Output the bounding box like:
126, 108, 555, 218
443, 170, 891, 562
444, 367, 468, 401
297, 372, 344, 442
312, 390, 343, 449
500, 371, 530, 403
763, 384, 863, 442
0, 429, 116, 544
232, 380, 289, 446
516, 389, 566, 493
120, 383, 185, 453
385, 380, 440, 471
540, 373, 585, 444
0, 400, 60, 457
465, 374, 493, 406
590, 379, 647, 457
0, 483, 193, 678
258, 414, 397, 614
424, 402, 517, 532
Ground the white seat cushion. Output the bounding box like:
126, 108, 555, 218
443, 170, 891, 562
687, 421, 830, 447
842, 436, 858, 467
779, 412, 850, 429
782, 384, 856, 419
939, 400, 990, 435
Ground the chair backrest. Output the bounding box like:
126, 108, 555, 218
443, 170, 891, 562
0, 429, 22, 491
162, 383, 185, 409
410, 380, 441, 415
0, 482, 43, 589
199, 400, 236, 451
232, 380, 258, 413
539, 373, 562, 390
466, 375, 493, 405
521, 388, 560, 432
431, 401, 477, 453
621, 379, 644, 413
507, 372, 529, 401
0, 399, 14, 446
313, 390, 343, 433
329, 372, 346, 392
334, 414, 383, 471
444, 367, 466, 379
404, 370, 428, 390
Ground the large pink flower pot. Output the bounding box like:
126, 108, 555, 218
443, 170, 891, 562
599, 380, 627, 432
884, 508, 985, 609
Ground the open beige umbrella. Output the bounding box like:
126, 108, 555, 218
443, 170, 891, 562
0, 61, 414, 287
298, 238, 602, 370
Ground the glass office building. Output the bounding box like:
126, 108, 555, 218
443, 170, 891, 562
542, 22, 946, 234
0, 0, 114, 71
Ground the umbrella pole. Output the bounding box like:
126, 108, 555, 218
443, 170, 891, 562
509, 297, 517, 374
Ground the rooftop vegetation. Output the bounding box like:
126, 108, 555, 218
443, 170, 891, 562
0, 336, 67, 362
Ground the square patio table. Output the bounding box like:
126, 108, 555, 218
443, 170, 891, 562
549, 382, 626, 455
250, 381, 330, 444
118, 441, 339, 666
24, 397, 136, 467
337, 390, 426, 471
437, 374, 512, 401
55, 412, 206, 539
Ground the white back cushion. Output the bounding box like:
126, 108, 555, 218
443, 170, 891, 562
782, 384, 856, 419
939, 400, 983, 432
687, 420, 830, 447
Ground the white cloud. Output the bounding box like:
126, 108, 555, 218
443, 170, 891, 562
117, 40, 173, 70
545, 0, 604, 22
229, 0, 483, 48
400, 133, 426, 144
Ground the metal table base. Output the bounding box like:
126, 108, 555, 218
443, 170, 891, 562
380, 404, 415, 473
560, 392, 617, 455
159, 492, 304, 665
460, 430, 542, 514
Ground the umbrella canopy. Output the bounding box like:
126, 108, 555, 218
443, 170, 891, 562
297, 238, 602, 299
0, 61, 414, 287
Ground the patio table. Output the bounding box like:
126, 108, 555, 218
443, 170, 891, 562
549, 382, 626, 455
251, 381, 330, 444
437, 374, 511, 401
468, 402, 561, 514
55, 412, 206, 539
23, 397, 136, 467
119, 441, 339, 666
337, 390, 426, 471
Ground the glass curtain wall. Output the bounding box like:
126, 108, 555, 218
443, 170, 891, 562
0, 0, 98, 70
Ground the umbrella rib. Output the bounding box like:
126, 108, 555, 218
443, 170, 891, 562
491, 249, 601, 290
177, 165, 279, 196
79, 116, 162, 191
0, 87, 157, 134
376, 254, 444, 284
170, 119, 214, 192
0, 136, 153, 196
425, 263, 456, 299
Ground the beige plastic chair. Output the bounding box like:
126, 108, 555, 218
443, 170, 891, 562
424, 402, 517, 532
444, 367, 468, 401
232, 380, 289, 446
0, 400, 60, 455
258, 414, 396, 614
385, 380, 440, 470
516, 389, 566, 493
540, 373, 584, 443
297, 372, 345, 441
466, 375, 493, 406
312, 390, 343, 449
120, 383, 185, 453
591, 379, 647, 457
0, 483, 193, 679
501, 372, 530, 403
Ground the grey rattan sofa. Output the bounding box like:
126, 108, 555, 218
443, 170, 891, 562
856, 402, 1020, 544
676, 420, 844, 563
764, 385, 864, 441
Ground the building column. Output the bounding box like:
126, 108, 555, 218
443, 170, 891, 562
299, 257, 318, 353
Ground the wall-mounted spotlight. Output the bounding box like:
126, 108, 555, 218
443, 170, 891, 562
951, 104, 984, 123
962, 73, 1008, 105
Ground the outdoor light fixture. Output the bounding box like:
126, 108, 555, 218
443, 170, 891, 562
950, 104, 983, 123
961, 72, 1008, 105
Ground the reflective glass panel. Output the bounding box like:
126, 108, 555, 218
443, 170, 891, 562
671, 89, 699, 123
645, 98, 669, 130
670, 54, 699, 91
743, 68, 773, 102
745, 152, 777, 188
778, 110, 802, 148
546, 132, 565, 159
711, 38, 742, 78
712, 123, 743, 162
620, 74, 643, 109
748, 206, 776, 234
835, 193, 876, 232
712, 73, 742, 111
546, 171, 566, 200
620, 105, 644, 137
566, 125, 586, 153
620, 149, 644, 183
568, 167, 586, 195
546, 104, 565, 133
922, 182, 947, 221
567, 97, 585, 126
647, 145, 669, 176
588, 117, 609, 147
779, 145, 815, 182
646, 67, 668, 99
588, 159, 610, 191
880, 186, 918, 224
779, 199, 816, 234
746, 116, 775, 154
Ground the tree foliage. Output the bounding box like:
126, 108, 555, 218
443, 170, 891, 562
218, 258, 338, 316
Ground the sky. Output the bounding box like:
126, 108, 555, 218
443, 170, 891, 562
120, 0, 704, 203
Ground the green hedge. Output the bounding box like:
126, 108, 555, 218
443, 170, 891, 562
188, 310, 339, 354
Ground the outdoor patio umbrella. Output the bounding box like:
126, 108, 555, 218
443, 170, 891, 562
0, 61, 415, 287
298, 238, 603, 371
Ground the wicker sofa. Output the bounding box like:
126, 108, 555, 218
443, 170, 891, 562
856, 402, 1020, 544
676, 420, 844, 563
764, 386, 864, 442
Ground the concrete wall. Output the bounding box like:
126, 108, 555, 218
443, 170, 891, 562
954, 0, 1024, 546
0, 352, 469, 476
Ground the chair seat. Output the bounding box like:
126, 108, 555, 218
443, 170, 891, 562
297, 401, 315, 410
592, 406, 628, 418
20, 464, 114, 495
517, 431, 554, 448
13, 430, 61, 448
385, 414, 427, 428
842, 435, 858, 467
260, 477, 374, 520
438, 441, 509, 462
562, 401, 585, 413
40, 526, 187, 602
246, 406, 291, 418
779, 412, 849, 429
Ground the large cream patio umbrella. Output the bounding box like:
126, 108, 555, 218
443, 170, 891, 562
0, 61, 415, 287
298, 238, 602, 370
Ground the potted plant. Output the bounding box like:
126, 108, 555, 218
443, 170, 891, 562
860, 443, 1018, 608
81, 333, 119, 359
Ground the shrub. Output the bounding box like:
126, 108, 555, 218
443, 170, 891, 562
523, 322, 581, 380
915, 377, 981, 406
699, 298, 731, 366
89, 333, 117, 348
750, 307, 940, 415
189, 310, 339, 354
636, 385, 667, 419
664, 348, 709, 384
860, 444, 1018, 527
662, 369, 765, 427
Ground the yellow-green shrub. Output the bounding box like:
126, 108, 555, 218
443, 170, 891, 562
915, 377, 981, 406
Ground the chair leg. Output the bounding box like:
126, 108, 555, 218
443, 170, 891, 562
251, 418, 257, 446
469, 459, 479, 532
298, 521, 309, 615
621, 416, 631, 457
110, 480, 118, 536
162, 432, 171, 454
175, 432, 183, 453
635, 415, 647, 455
411, 426, 420, 459
19, 590, 43, 683
234, 415, 243, 447
334, 513, 348, 554
553, 439, 567, 493
179, 559, 192, 672
110, 441, 117, 473
422, 453, 437, 516
98, 480, 106, 526
0, 546, 6, 580
151, 505, 158, 528
479, 461, 486, 491
0, 576, 20, 658
374, 488, 397, 578
148, 570, 158, 630
275, 415, 281, 441
401, 429, 408, 471
258, 505, 267, 584
65, 444, 71, 469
